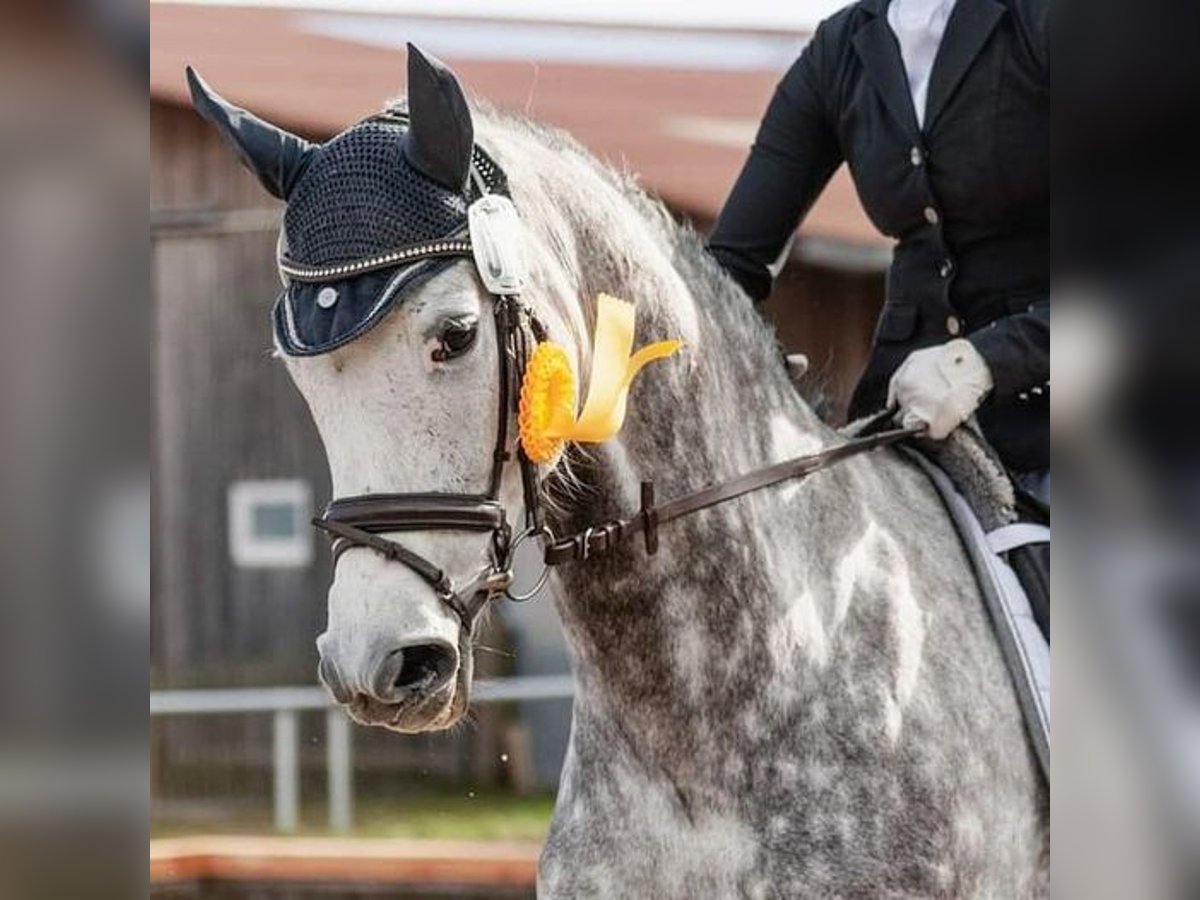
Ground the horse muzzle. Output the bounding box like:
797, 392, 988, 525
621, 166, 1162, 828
317, 632, 468, 731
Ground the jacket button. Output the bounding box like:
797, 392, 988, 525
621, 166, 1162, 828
924, 206, 940, 225
939, 259, 953, 278
946, 315, 961, 335
317, 286, 339, 309
910, 146, 923, 166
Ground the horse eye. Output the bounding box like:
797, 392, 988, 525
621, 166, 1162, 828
433, 318, 478, 362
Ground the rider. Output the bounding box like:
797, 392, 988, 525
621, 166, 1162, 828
707, 0, 1048, 500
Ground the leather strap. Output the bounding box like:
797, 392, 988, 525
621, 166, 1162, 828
313, 517, 452, 594
487, 298, 515, 498
544, 423, 924, 565
322, 494, 506, 533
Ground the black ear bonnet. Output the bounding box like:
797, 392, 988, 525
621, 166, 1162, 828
187, 45, 507, 356
272, 114, 507, 355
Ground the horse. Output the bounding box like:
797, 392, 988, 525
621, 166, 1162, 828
189, 46, 1048, 898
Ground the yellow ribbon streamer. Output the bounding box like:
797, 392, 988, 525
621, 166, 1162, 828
518, 293, 683, 463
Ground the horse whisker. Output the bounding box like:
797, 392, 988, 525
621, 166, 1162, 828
472, 643, 515, 658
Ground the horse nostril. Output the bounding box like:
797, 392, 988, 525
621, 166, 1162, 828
393, 643, 456, 691
367, 642, 457, 701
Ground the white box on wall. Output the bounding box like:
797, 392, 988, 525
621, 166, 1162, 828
228, 479, 313, 568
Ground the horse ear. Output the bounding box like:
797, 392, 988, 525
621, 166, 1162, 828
403, 44, 474, 192
186, 66, 315, 200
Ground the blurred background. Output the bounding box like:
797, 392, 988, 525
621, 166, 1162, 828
0, 0, 1196, 898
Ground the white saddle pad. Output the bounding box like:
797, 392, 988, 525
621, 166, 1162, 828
903, 448, 1050, 780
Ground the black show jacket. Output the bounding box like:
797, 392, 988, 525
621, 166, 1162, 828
708, 0, 1049, 473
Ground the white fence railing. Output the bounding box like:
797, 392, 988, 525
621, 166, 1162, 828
149, 675, 574, 833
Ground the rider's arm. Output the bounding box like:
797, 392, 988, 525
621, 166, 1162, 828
968, 297, 1050, 402
707, 25, 843, 302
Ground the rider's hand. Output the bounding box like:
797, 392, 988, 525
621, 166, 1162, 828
887, 339, 994, 439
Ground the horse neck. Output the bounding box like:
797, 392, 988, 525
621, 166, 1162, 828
540, 191, 846, 774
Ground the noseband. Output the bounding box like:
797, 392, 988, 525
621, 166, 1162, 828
308, 135, 921, 632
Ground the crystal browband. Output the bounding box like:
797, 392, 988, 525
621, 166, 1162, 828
278, 238, 474, 283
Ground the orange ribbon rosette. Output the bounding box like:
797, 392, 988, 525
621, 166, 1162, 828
518, 293, 683, 464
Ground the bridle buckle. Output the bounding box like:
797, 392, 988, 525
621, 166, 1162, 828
577, 526, 597, 562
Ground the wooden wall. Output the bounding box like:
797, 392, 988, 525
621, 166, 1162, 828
681, 212, 886, 423
152, 102, 330, 688
763, 261, 884, 423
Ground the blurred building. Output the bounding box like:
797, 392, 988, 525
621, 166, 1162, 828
149, 1, 891, 806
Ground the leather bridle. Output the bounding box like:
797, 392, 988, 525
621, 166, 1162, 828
307, 145, 922, 632
311, 290, 551, 630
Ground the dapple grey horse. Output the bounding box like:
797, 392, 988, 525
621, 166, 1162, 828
196, 54, 1047, 898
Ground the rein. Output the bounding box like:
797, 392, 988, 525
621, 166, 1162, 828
543, 415, 924, 566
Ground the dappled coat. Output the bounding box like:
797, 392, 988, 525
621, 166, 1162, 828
708, 0, 1049, 474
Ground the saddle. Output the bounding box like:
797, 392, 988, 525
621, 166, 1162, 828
849, 418, 1051, 780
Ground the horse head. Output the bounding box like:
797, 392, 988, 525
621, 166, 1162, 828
190, 47, 543, 730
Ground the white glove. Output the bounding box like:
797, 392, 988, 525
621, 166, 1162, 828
887, 339, 993, 439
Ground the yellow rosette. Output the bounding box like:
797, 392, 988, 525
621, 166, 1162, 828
518, 293, 683, 464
